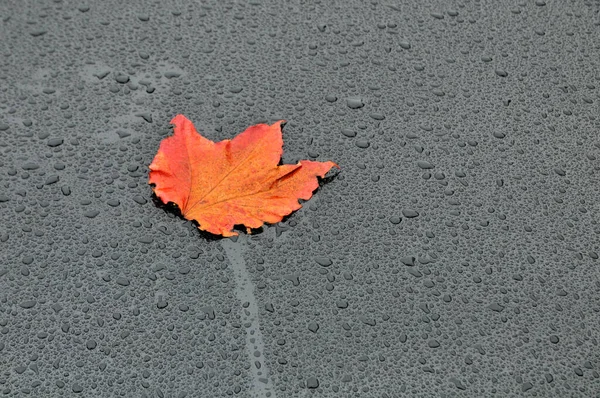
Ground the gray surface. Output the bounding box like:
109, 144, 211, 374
1, 0, 600, 396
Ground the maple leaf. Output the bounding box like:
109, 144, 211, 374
148, 115, 339, 237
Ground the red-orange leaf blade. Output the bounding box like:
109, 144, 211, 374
148, 115, 338, 237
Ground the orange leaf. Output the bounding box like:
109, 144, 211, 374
148, 115, 339, 237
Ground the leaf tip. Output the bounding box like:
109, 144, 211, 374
170, 114, 190, 126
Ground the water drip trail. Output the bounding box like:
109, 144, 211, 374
221, 236, 276, 398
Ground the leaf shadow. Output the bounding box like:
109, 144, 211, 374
150, 194, 224, 241
320, 168, 340, 185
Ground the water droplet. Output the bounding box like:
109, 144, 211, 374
346, 97, 364, 109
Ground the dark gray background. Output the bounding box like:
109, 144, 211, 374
1, 0, 600, 396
